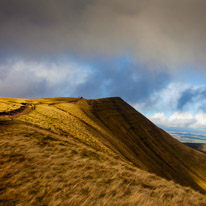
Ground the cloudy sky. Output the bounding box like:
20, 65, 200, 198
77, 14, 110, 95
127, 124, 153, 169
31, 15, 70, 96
1, 0, 206, 132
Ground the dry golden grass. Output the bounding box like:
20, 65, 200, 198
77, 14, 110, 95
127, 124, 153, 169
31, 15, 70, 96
18, 104, 113, 155
1, 96, 206, 205
0, 101, 22, 113
14, 98, 206, 192
0, 122, 206, 206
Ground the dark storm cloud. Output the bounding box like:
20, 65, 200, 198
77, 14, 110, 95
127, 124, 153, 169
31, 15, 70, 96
1, 0, 206, 67
1, 0, 206, 106
177, 87, 206, 110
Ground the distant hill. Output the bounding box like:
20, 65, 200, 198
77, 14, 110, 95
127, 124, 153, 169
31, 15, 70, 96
0, 97, 206, 205
168, 131, 206, 143
184, 143, 206, 154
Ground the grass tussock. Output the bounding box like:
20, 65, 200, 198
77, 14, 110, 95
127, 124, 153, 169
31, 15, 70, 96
0, 123, 206, 206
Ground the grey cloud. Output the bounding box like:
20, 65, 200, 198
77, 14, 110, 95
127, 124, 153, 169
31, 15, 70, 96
0, 59, 90, 98
177, 89, 196, 110
1, 0, 206, 68
70, 60, 170, 104
177, 87, 206, 110
1, 0, 206, 107
0, 58, 170, 101
0, 68, 49, 98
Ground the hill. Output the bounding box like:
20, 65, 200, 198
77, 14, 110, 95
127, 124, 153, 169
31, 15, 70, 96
184, 143, 206, 154
0, 97, 206, 205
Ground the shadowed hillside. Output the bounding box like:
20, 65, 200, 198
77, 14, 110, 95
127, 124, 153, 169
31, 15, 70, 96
83, 98, 206, 193
184, 143, 206, 154
0, 97, 206, 205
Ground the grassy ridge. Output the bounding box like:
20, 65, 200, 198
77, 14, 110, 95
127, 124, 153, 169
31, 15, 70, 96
13, 97, 206, 192
84, 98, 206, 192
0, 122, 206, 205
0, 97, 206, 205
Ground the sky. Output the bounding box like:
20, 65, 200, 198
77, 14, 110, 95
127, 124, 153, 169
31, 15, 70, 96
1, 0, 206, 132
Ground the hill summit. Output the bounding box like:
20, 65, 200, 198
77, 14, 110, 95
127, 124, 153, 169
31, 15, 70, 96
0, 97, 206, 205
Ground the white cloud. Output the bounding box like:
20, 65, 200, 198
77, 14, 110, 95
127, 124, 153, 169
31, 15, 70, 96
135, 83, 190, 114
149, 111, 206, 131
149, 112, 167, 125
192, 113, 206, 129
11, 59, 91, 86
152, 83, 189, 111
0, 58, 91, 98
138, 82, 206, 117
168, 112, 195, 127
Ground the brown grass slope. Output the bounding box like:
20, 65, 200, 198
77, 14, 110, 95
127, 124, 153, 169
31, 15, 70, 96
0, 121, 206, 205
12, 97, 206, 192
0, 97, 206, 205
82, 98, 206, 193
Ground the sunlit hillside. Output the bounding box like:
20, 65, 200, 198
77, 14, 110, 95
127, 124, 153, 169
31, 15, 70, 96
0, 97, 206, 205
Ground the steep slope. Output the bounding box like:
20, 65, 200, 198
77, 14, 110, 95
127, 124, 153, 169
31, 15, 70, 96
1, 120, 206, 205
1, 97, 206, 194
83, 98, 206, 193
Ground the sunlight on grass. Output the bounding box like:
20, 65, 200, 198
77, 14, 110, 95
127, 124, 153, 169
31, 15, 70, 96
0, 101, 22, 113
0, 97, 206, 205
0, 123, 206, 205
